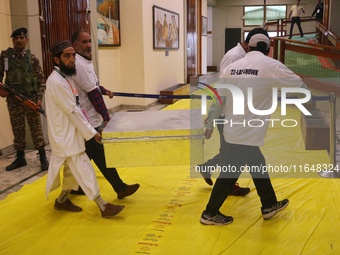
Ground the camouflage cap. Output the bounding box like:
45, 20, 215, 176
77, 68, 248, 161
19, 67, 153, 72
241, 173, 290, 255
10, 27, 28, 38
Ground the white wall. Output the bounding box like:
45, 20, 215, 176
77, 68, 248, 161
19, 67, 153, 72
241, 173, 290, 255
201, 0, 208, 74
329, 0, 340, 37
142, 0, 186, 105
0, 0, 14, 150
97, 0, 186, 108
27, 1, 43, 63
207, 7, 213, 67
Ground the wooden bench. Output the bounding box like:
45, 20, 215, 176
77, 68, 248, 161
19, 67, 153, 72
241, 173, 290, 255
160, 83, 190, 104
300, 109, 330, 150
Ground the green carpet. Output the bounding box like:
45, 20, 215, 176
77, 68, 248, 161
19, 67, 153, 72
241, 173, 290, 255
284, 34, 340, 84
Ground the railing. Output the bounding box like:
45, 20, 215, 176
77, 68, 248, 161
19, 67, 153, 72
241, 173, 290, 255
264, 17, 340, 47
316, 22, 340, 48
319, 93, 340, 178
270, 37, 340, 94
264, 16, 317, 37
269, 32, 340, 175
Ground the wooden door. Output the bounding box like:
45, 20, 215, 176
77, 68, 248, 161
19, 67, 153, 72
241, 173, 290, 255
38, 0, 89, 78
187, 0, 197, 83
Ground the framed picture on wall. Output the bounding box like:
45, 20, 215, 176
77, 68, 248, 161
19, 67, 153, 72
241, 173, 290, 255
202, 16, 208, 36
153, 5, 179, 49
97, 0, 120, 46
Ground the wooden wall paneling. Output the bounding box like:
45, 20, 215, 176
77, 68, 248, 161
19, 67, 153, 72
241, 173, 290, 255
187, 0, 197, 83
39, 0, 88, 78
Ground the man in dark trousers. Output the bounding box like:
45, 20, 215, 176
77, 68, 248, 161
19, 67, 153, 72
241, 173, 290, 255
200, 34, 308, 225
198, 28, 269, 196
71, 29, 139, 199
288, 0, 305, 39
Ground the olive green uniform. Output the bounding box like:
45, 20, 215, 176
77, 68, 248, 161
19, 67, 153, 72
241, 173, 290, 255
0, 48, 46, 151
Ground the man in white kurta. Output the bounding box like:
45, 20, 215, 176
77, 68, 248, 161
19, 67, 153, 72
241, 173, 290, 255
45, 40, 124, 218
45, 65, 100, 200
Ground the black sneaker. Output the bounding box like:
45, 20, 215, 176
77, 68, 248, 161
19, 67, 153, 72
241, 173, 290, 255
200, 172, 213, 186
229, 183, 250, 196
261, 199, 289, 219
197, 164, 213, 186
200, 211, 233, 226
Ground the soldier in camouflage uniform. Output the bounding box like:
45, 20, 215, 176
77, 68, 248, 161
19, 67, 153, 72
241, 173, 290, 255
0, 27, 49, 171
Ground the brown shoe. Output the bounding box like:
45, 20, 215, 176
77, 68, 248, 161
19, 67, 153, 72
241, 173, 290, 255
117, 184, 140, 199
101, 203, 125, 218
54, 199, 82, 212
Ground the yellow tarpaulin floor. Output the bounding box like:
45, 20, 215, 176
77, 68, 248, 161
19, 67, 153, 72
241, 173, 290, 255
1, 98, 339, 255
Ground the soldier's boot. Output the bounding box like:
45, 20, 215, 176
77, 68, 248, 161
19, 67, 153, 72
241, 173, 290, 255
6, 151, 27, 171
39, 148, 49, 171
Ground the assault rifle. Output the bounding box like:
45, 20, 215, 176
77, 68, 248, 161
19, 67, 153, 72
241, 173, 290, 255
0, 84, 46, 117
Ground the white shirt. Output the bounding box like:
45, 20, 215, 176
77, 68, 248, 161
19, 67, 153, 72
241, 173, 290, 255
45, 68, 97, 157
291, 4, 305, 17
219, 43, 246, 75
204, 43, 247, 129
73, 53, 103, 128
218, 51, 306, 146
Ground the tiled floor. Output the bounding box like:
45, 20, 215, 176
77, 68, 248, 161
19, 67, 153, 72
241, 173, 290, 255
0, 148, 50, 201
